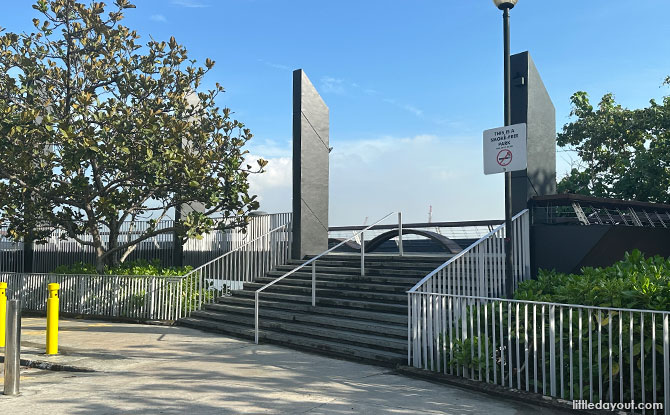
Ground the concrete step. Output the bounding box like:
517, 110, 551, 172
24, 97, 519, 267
218, 296, 407, 325
175, 253, 451, 367
264, 270, 424, 285
259, 272, 478, 292
190, 310, 407, 352
304, 254, 452, 264
241, 282, 407, 304
200, 303, 407, 338
287, 257, 450, 270
232, 290, 408, 314
253, 276, 413, 293
274, 264, 438, 277
179, 317, 406, 365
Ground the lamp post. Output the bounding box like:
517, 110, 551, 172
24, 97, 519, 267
493, 0, 518, 299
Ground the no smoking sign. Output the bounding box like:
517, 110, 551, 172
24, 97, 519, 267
497, 149, 513, 167
483, 123, 527, 175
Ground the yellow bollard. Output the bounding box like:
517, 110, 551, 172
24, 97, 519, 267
46, 282, 60, 355
0, 281, 6, 348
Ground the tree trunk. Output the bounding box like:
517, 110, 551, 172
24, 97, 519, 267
90, 225, 106, 275
108, 226, 120, 268
95, 248, 105, 274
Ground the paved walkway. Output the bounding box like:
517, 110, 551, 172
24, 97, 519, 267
0, 318, 570, 414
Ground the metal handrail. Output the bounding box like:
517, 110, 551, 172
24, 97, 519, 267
407, 291, 670, 316
180, 222, 292, 315
180, 223, 290, 281
407, 209, 529, 294
254, 211, 396, 343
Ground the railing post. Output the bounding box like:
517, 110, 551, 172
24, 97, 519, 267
398, 212, 404, 257
311, 261, 316, 307
254, 291, 259, 344
3, 299, 21, 396
149, 277, 156, 319
664, 314, 669, 415
361, 231, 365, 276
407, 293, 411, 365
549, 304, 557, 397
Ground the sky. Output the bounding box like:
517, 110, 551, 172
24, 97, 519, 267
5, 0, 670, 225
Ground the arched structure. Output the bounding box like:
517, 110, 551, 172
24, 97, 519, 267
327, 238, 361, 252
365, 229, 463, 254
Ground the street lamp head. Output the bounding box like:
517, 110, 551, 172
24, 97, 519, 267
493, 0, 518, 10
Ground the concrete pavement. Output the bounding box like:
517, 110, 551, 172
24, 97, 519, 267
0, 318, 572, 414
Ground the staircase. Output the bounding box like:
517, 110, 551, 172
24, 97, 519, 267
179, 254, 450, 366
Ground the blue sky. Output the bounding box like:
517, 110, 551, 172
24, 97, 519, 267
5, 0, 670, 225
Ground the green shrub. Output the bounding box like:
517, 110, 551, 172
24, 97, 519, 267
52, 259, 193, 277
51, 259, 214, 318
495, 250, 670, 403
514, 250, 670, 311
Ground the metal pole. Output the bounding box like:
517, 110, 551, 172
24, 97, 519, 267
398, 212, 404, 257
3, 299, 21, 396
254, 291, 259, 344
311, 261, 316, 307
360, 231, 365, 276
503, 6, 514, 299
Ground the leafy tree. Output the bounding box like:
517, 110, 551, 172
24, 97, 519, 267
557, 79, 670, 204
0, 0, 266, 273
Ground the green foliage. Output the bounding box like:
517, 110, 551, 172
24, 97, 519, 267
437, 299, 667, 404
501, 250, 670, 403
0, 0, 266, 273
557, 81, 670, 203
52, 258, 192, 276
51, 258, 218, 317
441, 335, 492, 371
514, 250, 670, 311
180, 270, 220, 312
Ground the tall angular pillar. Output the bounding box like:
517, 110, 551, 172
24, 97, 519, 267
510, 52, 557, 214
292, 69, 330, 259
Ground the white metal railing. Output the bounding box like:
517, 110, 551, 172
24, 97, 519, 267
0, 272, 183, 320
408, 292, 670, 414
0, 213, 292, 273
254, 211, 398, 344
181, 222, 292, 316
408, 209, 530, 299
0, 220, 292, 321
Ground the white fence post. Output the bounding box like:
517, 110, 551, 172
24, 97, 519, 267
149, 277, 156, 320
549, 304, 557, 397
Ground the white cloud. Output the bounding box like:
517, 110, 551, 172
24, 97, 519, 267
329, 134, 503, 224
150, 14, 167, 22
383, 98, 423, 117
244, 134, 504, 225
246, 155, 292, 213
171, 0, 208, 8
258, 59, 290, 72
247, 139, 292, 159
320, 77, 346, 95
319, 76, 424, 118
